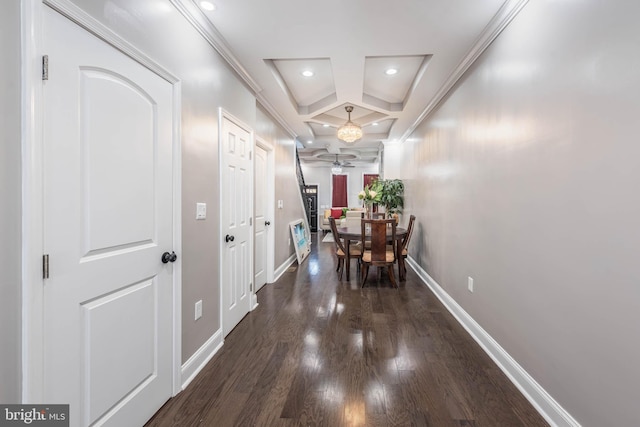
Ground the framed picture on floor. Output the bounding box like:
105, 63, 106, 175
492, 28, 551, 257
289, 218, 311, 264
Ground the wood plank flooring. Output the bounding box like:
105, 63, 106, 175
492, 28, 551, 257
146, 233, 548, 427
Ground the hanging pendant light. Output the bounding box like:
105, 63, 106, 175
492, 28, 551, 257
337, 106, 363, 144
331, 154, 343, 174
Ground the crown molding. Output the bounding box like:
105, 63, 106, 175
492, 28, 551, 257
399, 0, 530, 143
170, 0, 299, 140
169, 0, 261, 92
255, 91, 299, 139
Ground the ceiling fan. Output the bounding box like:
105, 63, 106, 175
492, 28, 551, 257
331, 154, 354, 174
332, 154, 355, 168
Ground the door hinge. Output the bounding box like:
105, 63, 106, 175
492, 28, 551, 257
249, 151, 252, 160
43, 254, 49, 279
42, 55, 49, 81
250, 217, 252, 226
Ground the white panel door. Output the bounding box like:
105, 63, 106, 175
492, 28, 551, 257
42, 9, 174, 427
254, 145, 268, 291
221, 116, 253, 336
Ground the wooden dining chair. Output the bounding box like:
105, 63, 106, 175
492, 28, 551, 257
361, 218, 397, 288
328, 217, 362, 280
399, 215, 416, 281
363, 212, 385, 249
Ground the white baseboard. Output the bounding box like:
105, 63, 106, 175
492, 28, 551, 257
181, 253, 296, 390
180, 329, 223, 390
406, 256, 581, 427
273, 253, 297, 283
251, 293, 259, 311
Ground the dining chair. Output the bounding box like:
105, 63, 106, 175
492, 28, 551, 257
360, 218, 397, 287
328, 217, 362, 280
399, 215, 416, 281
363, 212, 385, 249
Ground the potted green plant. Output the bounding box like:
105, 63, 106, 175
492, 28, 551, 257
379, 179, 404, 221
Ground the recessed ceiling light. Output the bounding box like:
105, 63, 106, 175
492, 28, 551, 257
301, 70, 314, 77
307, 140, 313, 144
372, 122, 379, 126
200, 1, 215, 11
385, 68, 398, 75
322, 124, 330, 128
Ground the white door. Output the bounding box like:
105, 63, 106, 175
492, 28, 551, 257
43, 9, 174, 427
221, 115, 253, 336
254, 145, 269, 291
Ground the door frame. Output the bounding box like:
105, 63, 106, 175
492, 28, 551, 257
255, 136, 275, 285
330, 171, 349, 207
218, 108, 257, 332
22, 0, 183, 401
303, 183, 320, 232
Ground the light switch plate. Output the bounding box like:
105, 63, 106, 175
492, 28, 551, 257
196, 203, 206, 220
195, 300, 202, 320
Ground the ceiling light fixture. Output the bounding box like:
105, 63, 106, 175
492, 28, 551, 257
385, 68, 398, 75
372, 122, 379, 126
322, 124, 330, 128
307, 140, 313, 144
337, 106, 363, 144
331, 155, 343, 174
301, 70, 314, 77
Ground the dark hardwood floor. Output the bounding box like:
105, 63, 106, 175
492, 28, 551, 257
146, 233, 548, 427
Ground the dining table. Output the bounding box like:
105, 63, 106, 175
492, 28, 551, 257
336, 225, 407, 282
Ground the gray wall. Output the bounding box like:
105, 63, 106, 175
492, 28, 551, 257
255, 105, 305, 267
384, 1, 640, 425
0, 0, 22, 403
53, 0, 300, 363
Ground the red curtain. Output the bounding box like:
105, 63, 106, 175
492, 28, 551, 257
332, 174, 348, 207
363, 174, 379, 189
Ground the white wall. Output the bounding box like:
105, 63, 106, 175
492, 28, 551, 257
301, 164, 380, 209
255, 105, 306, 267
300, 166, 331, 211
344, 165, 380, 208
301, 164, 379, 228
384, 1, 640, 425
0, 0, 22, 403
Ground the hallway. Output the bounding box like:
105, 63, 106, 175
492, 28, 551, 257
146, 233, 548, 426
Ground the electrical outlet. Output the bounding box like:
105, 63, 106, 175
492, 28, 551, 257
468, 277, 474, 293
195, 300, 203, 320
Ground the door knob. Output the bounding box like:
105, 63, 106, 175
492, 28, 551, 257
225, 234, 235, 242
265, 221, 271, 226
161, 251, 177, 263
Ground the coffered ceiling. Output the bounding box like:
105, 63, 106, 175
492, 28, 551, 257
174, 0, 525, 167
